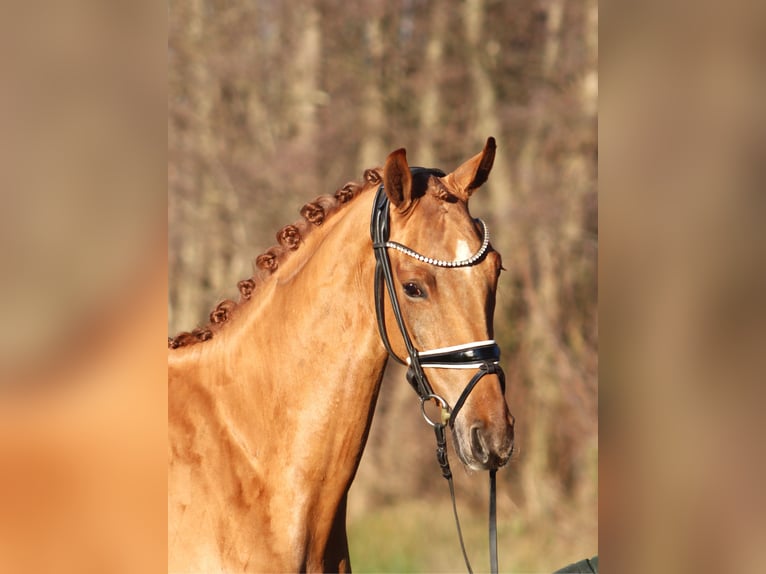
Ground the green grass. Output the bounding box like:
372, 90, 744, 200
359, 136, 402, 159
347, 499, 596, 573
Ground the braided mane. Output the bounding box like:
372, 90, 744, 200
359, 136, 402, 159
169, 168, 383, 349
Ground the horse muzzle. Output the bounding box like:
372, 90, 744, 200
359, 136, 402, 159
410, 342, 515, 471
459, 407, 515, 471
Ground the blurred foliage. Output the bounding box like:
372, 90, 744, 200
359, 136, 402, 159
169, 0, 597, 569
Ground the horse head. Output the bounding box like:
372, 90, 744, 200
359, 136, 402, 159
379, 137, 515, 471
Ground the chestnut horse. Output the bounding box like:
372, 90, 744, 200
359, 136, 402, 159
168, 138, 515, 572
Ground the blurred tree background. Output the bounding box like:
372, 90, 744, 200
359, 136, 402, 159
169, 0, 597, 571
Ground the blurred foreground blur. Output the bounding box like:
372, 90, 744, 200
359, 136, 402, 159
601, 0, 766, 571
0, 0, 166, 572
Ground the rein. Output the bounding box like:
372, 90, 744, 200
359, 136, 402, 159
370, 171, 505, 574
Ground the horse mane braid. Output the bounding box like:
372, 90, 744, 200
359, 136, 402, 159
168, 169, 379, 349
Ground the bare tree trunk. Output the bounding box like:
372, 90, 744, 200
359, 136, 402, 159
359, 17, 385, 167
517, 0, 566, 519
286, 2, 322, 162
416, 0, 447, 167
173, 0, 217, 331
463, 0, 514, 252
518, 236, 564, 519
515, 0, 600, 521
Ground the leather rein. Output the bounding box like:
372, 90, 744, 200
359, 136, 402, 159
370, 169, 506, 574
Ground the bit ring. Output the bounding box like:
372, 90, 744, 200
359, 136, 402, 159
420, 394, 451, 427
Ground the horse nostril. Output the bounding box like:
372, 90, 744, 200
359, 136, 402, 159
470, 424, 489, 464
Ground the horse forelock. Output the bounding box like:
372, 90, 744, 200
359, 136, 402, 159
169, 168, 382, 349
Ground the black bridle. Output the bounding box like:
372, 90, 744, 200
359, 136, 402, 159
370, 169, 507, 574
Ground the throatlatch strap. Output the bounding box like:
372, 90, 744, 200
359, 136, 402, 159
371, 185, 432, 397
373, 261, 406, 366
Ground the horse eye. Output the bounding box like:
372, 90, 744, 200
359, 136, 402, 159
403, 282, 425, 299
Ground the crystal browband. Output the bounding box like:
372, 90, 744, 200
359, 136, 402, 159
384, 219, 491, 268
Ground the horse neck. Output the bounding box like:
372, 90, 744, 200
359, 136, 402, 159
234, 189, 388, 451
186, 188, 387, 507
168, 189, 393, 571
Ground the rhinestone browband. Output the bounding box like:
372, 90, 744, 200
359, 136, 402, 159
384, 219, 491, 268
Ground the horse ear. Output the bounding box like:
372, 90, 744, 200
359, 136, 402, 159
448, 137, 496, 200
383, 148, 414, 212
